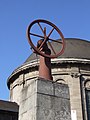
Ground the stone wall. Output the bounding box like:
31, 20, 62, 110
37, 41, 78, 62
19, 78, 71, 120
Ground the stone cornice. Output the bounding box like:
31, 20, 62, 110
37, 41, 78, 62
7, 58, 90, 89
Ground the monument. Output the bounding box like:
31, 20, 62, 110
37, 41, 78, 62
18, 19, 71, 120
7, 19, 71, 120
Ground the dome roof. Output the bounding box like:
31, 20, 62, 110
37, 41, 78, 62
7, 38, 90, 89
25, 38, 90, 63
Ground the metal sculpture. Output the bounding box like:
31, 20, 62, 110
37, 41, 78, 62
27, 19, 65, 80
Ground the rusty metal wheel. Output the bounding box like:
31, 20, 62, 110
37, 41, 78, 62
27, 19, 65, 58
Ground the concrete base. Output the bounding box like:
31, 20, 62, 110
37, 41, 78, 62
19, 78, 71, 120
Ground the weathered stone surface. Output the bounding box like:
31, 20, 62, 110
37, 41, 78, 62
36, 79, 54, 95
19, 94, 36, 115
20, 80, 37, 101
36, 94, 71, 120
54, 82, 70, 99
19, 78, 71, 120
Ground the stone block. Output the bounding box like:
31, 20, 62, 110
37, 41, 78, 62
36, 106, 54, 120
20, 80, 37, 102
54, 82, 70, 99
36, 93, 71, 120
54, 97, 71, 120
37, 94, 53, 109
36, 79, 53, 95
19, 108, 36, 120
19, 93, 37, 115
19, 79, 71, 120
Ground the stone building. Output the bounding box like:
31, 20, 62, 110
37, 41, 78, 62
6, 38, 90, 120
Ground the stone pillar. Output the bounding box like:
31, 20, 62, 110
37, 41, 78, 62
19, 78, 71, 120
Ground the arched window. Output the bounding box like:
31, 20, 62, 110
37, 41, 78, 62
84, 79, 90, 120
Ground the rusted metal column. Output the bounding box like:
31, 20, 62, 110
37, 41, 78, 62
37, 39, 53, 80
39, 53, 53, 80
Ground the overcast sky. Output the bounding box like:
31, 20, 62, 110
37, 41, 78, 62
0, 0, 90, 100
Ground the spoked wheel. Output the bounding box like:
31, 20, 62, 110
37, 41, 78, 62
27, 19, 65, 58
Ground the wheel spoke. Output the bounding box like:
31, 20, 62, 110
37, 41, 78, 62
30, 32, 44, 39
37, 22, 44, 34
44, 27, 46, 36
38, 37, 47, 50
48, 38, 63, 44
48, 41, 56, 55
47, 27, 54, 38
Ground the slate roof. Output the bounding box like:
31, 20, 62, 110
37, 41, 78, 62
25, 38, 90, 63
0, 100, 19, 112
